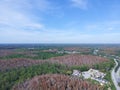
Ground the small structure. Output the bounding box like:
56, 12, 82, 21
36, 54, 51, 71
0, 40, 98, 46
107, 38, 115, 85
93, 49, 99, 55
72, 70, 81, 77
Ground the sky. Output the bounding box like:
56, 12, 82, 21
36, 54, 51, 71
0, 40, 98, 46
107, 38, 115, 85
0, 0, 120, 44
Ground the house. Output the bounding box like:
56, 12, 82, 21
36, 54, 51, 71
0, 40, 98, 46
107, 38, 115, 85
72, 70, 81, 76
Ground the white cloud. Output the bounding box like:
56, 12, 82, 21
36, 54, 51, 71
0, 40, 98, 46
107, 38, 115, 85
107, 27, 114, 31
0, 27, 120, 43
84, 20, 120, 32
71, 0, 88, 9
0, 0, 66, 43
0, 0, 52, 12
0, 0, 64, 32
0, 0, 120, 43
0, 0, 52, 31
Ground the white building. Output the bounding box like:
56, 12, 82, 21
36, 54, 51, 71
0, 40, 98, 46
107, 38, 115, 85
72, 70, 81, 76
82, 68, 108, 85
72, 69, 108, 85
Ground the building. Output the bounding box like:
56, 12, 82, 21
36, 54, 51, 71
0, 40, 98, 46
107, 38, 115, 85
82, 68, 108, 85
72, 69, 108, 85
72, 70, 81, 76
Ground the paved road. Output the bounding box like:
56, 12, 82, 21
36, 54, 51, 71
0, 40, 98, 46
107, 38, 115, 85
111, 59, 120, 90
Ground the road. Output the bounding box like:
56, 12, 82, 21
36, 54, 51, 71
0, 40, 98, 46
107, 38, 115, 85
111, 59, 120, 90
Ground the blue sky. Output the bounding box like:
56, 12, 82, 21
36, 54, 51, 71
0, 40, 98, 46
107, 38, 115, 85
0, 0, 120, 43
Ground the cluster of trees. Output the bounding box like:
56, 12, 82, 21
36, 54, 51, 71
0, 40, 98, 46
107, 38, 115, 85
0, 49, 16, 57
0, 59, 115, 90
0, 54, 110, 72
0, 51, 65, 60
0, 49, 115, 90
49, 54, 109, 67
93, 59, 115, 72
13, 74, 103, 90
93, 60, 115, 90
32, 52, 65, 59
98, 48, 120, 56
0, 54, 25, 59
104, 72, 116, 90
0, 59, 45, 71
0, 63, 67, 90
